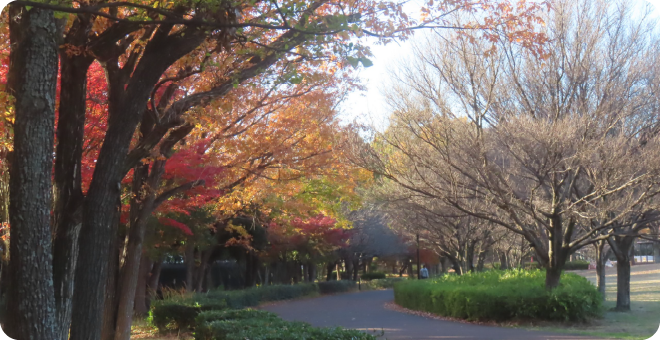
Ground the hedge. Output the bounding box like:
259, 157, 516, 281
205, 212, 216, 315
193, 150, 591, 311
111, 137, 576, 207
195, 309, 375, 340
360, 272, 386, 280
394, 269, 602, 322
563, 260, 590, 271
150, 281, 357, 332
361, 277, 405, 290
205, 282, 319, 309
149, 296, 228, 332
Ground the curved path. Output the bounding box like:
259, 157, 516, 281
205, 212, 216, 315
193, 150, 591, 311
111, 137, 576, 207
262, 290, 605, 340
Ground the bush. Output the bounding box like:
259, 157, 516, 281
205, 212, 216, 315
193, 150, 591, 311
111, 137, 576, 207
362, 277, 405, 290
206, 283, 318, 309
394, 269, 602, 322
563, 260, 590, 271
149, 297, 228, 332
317, 280, 356, 294
195, 314, 376, 340
361, 272, 386, 281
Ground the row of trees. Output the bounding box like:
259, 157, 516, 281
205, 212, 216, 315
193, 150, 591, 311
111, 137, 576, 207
0, 0, 551, 339
351, 0, 660, 312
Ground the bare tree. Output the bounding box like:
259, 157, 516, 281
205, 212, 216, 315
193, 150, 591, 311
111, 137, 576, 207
349, 0, 660, 290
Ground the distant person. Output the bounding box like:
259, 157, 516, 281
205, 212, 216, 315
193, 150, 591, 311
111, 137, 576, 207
420, 265, 429, 279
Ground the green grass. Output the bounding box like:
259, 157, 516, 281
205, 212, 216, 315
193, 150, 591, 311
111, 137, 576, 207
518, 264, 660, 339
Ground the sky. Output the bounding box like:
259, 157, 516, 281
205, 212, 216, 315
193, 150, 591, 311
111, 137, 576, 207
339, 0, 660, 128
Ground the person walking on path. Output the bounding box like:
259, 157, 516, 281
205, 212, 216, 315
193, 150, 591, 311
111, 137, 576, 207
420, 265, 429, 279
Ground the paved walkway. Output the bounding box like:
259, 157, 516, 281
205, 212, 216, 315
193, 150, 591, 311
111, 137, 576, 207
262, 290, 606, 340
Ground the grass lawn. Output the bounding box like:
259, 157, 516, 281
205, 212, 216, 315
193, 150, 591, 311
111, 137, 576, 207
522, 263, 660, 340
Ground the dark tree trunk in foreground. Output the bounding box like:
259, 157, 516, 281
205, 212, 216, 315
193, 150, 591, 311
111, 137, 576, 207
101, 209, 122, 340
5, 6, 59, 339
52, 17, 93, 338
609, 236, 634, 311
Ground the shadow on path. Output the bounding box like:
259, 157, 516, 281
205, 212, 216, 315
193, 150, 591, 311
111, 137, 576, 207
262, 290, 606, 340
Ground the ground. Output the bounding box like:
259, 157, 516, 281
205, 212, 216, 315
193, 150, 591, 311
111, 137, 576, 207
263, 289, 605, 339
523, 263, 660, 340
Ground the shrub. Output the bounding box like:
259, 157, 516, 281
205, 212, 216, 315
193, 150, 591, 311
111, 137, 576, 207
361, 277, 405, 290
149, 297, 228, 332
361, 272, 386, 281
206, 283, 318, 309
563, 260, 590, 271
195, 316, 376, 340
394, 269, 602, 322
317, 280, 356, 294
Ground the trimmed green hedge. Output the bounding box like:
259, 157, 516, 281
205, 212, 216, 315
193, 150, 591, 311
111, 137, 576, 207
362, 277, 405, 290
563, 260, 590, 271
150, 281, 357, 332
394, 269, 602, 322
149, 296, 228, 332
195, 309, 375, 340
361, 272, 386, 280
205, 283, 318, 309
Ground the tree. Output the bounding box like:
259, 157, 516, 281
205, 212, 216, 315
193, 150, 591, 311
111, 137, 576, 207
1, 0, 549, 337
350, 0, 660, 289
5, 5, 59, 339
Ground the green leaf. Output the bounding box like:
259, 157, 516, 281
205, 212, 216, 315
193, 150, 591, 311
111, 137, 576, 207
346, 56, 359, 68
359, 57, 374, 68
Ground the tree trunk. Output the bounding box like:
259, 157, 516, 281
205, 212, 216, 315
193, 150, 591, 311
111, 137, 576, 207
545, 266, 562, 290
147, 259, 163, 309
345, 257, 353, 280
439, 256, 447, 273
69, 27, 206, 340
185, 242, 195, 291
594, 241, 607, 299
499, 251, 509, 270
326, 262, 334, 281
101, 210, 122, 340
264, 265, 270, 286
615, 257, 631, 311
544, 218, 568, 290
52, 15, 94, 339
609, 236, 634, 311
133, 255, 152, 316
476, 251, 486, 272
5, 6, 59, 339
113, 163, 158, 340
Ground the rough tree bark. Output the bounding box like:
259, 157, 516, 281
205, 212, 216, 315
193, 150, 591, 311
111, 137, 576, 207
5, 6, 59, 339
52, 15, 94, 340
101, 207, 122, 340
133, 255, 152, 316
609, 236, 635, 311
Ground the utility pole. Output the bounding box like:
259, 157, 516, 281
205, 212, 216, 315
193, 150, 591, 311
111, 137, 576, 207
417, 233, 421, 279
